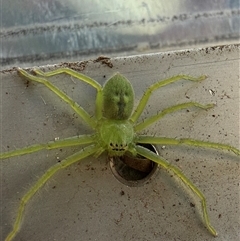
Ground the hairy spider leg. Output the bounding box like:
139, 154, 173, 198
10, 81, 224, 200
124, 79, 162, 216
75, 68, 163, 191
134, 145, 218, 237
134, 102, 214, 132
0, 134, 96, 160
136, 136, 240, 156
18, 68, 100, 129
5, 144, 100, 241
33, 68, 104, 121
130, 75, 207, 124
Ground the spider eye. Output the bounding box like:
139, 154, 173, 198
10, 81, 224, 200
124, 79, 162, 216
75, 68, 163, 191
108, 142, 128, 152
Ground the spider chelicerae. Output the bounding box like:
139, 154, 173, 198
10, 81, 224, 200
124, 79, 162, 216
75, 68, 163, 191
1, 67, 239, 240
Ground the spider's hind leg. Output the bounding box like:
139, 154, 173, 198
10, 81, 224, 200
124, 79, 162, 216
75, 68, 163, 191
17, 68, 97, 129
135, 102, 214, 132
33, 68, 104, 120
131, 74, 206, 123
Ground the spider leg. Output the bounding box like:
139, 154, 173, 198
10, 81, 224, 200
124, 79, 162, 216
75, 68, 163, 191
32, 68, 104, 120
0, 134, 96, 160
17, 68, 98, 129
134, 102, 214, 132
134, 145, 218, 237
130, 74, 206, 123
4, 144, 100, 241
136, 136, 240, 156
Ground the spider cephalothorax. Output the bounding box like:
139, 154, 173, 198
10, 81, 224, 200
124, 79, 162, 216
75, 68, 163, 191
97, 118, 135, 156
1, 67, 239, 241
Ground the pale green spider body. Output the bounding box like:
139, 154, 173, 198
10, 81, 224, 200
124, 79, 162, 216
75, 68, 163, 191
98, 119, 135, 156
1, 67, 239, 241
102, 73, 134, 120
97, 74, 135, 157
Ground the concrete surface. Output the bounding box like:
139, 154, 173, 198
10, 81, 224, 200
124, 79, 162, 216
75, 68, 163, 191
0, 44, 239, 240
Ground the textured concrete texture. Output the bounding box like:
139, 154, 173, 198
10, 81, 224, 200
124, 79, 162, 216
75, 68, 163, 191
1, 44, 239, 241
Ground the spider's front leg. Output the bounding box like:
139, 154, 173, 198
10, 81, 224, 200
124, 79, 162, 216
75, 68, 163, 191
4, 145, 100, 241
134, 145, 218, 237
134, 135, 239, 235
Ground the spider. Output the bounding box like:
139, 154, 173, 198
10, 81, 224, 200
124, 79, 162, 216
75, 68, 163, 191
1, 67, 239, 241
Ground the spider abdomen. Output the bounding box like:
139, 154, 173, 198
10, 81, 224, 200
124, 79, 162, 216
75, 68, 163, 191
102, 73, 134, 120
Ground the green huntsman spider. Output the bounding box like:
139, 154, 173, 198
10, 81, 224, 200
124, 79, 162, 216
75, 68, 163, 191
1, 67, 239, 240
